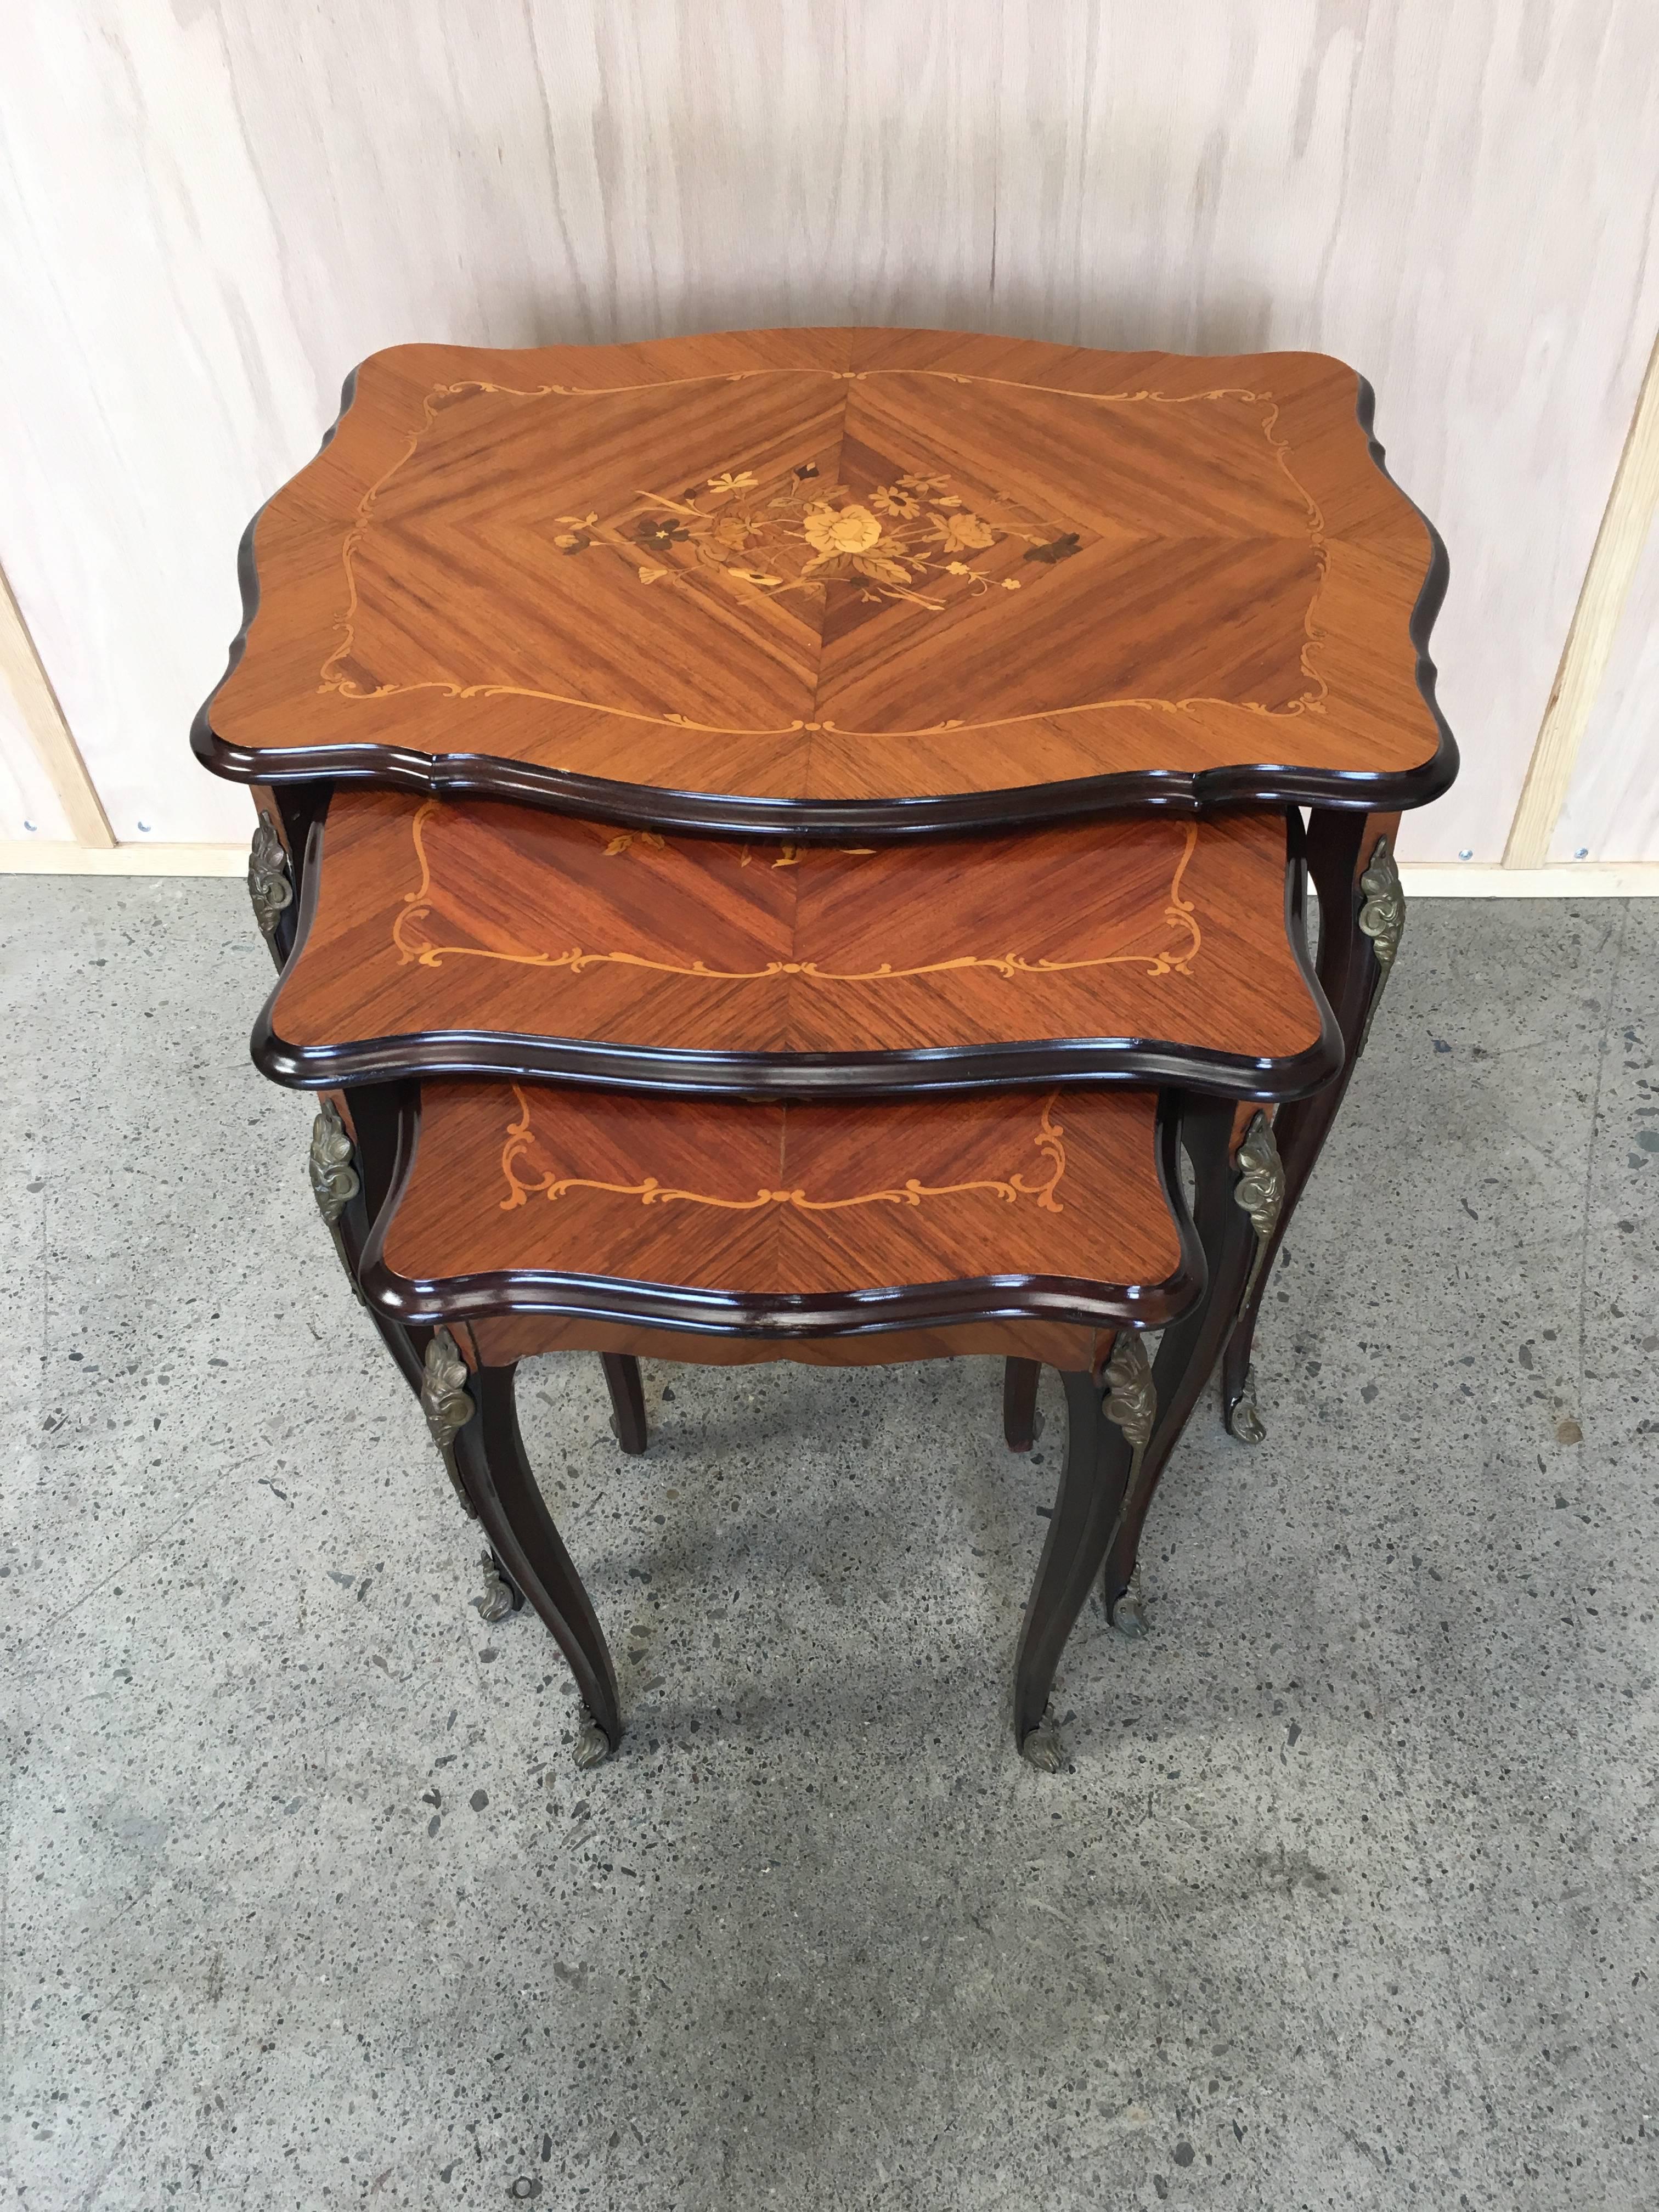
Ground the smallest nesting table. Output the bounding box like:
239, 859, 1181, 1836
356, 1077, 1265, 1770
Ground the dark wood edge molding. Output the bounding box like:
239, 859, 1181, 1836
357, 1087, 1207, 1339
1354, 374, 1455, 793
251, 810, 1343, 1103
193, 372, 1456, 839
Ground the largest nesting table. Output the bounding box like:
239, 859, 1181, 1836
196, 326, 1453, 1768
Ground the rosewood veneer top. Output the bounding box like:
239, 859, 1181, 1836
361, 1081, 1198, 1339
258, 791, 1336, 1099
198, 326, 1453, 838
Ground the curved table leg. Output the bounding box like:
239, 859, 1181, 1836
317, 1086, 436, 1406
1220, 808, 1402, 1440
1013, 1363, 1139, 1767
1003, 1357, 1041, 1453
1097, 1097, 1259, 1624
440, 1345, 622, 1764
311, 1091, 493, 1573
321, 1084, 619, 1621
602, 1353, 648, 1454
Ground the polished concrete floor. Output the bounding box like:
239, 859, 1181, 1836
2, 881, 1656, 2210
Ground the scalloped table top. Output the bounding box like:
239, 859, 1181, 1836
362, 1079, 1197, 1342
198, 328, 1453, 837
256, 791, 1336, 1101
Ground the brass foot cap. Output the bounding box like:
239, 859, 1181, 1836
1109, 1566, 1150, 1639
475, 1549, 516, 1623
573, 1716, 613, 1770
1020, 1712, 1066, 1773
1227, 1373, 1266, 1446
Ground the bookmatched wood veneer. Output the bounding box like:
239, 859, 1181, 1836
258, 792, 1337, 1099
360, 1080, 1199, 1340
196, 326, 1453, 837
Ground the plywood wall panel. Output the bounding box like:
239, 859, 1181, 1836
1550, 508, 1659, 863
0, 0, 1655, 854
988, 0, 1659, 864
0, 560, 109, 845
0, 717, 76, 845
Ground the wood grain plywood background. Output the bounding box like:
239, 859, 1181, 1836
0, 0, 1655, 862
1551, 508, 1659, 864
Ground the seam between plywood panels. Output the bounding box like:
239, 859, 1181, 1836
0, 560, 115, 847
1504, 329, 1659, 870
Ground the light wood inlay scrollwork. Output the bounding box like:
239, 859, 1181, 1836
498, 1086, 1069, 1218
393, 803, 1202, 985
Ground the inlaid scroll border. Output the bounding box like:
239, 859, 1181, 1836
499, 1086, 1069, 1217
391, 802, 1202, 986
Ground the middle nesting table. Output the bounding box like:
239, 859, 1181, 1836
257, 791, 1338, 1099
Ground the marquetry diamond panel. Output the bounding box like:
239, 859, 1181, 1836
332, 367, 1325, 737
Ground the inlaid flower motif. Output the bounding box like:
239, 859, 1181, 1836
803, 503, 884, 558
554, 459, 1068, 613
554, 507, 599, 554
633, 514, 689, 552
850, 555, 912, 586
934, 510, 996, 555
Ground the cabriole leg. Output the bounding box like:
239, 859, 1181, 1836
307, 1094, 518, 1626
1097, 1098, 1259, 1622
331, 1092, 650, 1486
418, 1336, 525, 1632
602, 1353, 648, 1454
1013, 1350, 1148, 1767
315, 1087, 431, 1406
1002, 1357, 1041, 1453
435, 1341, 622, 1765
1220, 809, 1402, 1440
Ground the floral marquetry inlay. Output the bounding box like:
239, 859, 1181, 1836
499, 1087, 1069, 1217
555, 459, 1076, 612
312, 369, 1336, 741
